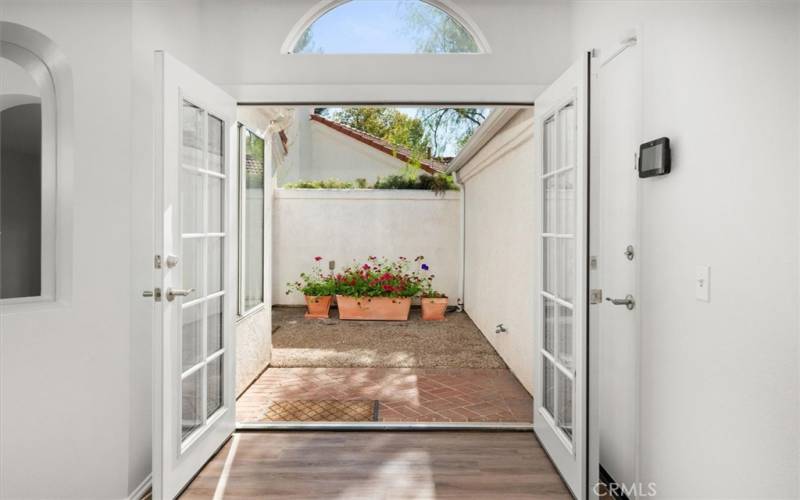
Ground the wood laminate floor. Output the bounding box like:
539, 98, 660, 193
179, 431, 571, 499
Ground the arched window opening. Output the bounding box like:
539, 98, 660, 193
288, 0, 487, 54
0, 22, 72, 305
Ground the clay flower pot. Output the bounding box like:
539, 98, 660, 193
421, 297, 448, 321
304, 295, 333, 319
336, 295, 411, 321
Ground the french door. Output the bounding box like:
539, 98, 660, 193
153, 51, 237, 499
533, 54, 590, 498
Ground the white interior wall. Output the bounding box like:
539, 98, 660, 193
273, 189, 461, 306
571, 2, 800, 497
0, 2, 134, 499
461, 109, 535, 394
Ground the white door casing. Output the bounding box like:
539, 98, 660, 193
533, 54, 590, 499
153, 51, 237, 500
591, 39, 642, 495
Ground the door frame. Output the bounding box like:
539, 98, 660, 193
588, 34, 643, 500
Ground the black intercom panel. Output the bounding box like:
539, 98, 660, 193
638, 137, 671, 178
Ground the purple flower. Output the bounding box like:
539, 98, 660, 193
421, 263, 429, 271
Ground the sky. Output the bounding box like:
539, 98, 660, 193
297, 0, 474, 54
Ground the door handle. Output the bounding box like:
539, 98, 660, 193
166, 287, 195, 302
605, 294, 635, 310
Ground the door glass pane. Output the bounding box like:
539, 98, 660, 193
543, 297, 555, 354
182, 101, 204, 167
207, 237, 223, 294
241, 129, 265, 312
181, 369, 203, 439
207, 356, 223, 417
558, 238, 574, 303
208, 177, 224, 233
558, 169, 575, 235
207, 296, 223, 354
544, 176, 557, 233
544, 238, 556, 294
543, 358, 554, 417
181, 303, 203, 371
561, 104, 576, 168
543, 117, 556, 174
557, 371, 573, 440
180, 168, 203, 234
557, 305, 573, 370
181, 238, 203, 296
207, 114, 224, 173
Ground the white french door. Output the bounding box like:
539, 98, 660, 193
533, 54, 590, 498
153, 51, 237, 500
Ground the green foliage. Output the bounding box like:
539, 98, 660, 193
399, 1, 479, 54
283, 173, 459, 195
286, 257, 336, 297
287, 256, 446, 300
283, 179, 357, 189
333, 257, 424, 298
331, 107, 430, 165
373, 173, 458, 195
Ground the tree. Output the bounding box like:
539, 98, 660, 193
416, 108, 486, 157
330, 107, 431, 168
399, 1, 479, 54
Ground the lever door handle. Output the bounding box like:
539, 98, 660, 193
166, 287, 195, 302
605, 294, 635, 310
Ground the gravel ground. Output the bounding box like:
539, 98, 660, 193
270, 306, 506, 369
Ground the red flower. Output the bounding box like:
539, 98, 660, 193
382, 284, 394, 292
314, 256, 323, 261
362, 264, 371, 270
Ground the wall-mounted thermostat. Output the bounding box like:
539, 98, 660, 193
638, 137, 671, 178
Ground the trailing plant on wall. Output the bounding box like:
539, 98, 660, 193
283, 173, 458, 194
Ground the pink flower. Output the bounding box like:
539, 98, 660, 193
362, 264, 371, 270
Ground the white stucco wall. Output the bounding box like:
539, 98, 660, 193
461, 110, 535, 395
571, 2, 800, 498
305, 120, 412, 183
273, 189, 460, 306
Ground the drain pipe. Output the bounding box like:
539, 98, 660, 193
454, 170, 466, 312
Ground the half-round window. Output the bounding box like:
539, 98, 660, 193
288, 0, 487, 54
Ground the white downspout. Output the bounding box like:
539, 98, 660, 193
454, 170, 466, 312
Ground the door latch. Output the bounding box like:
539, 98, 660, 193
605, 294, 635, 310
590, 289, 603, 304
142, 287, 162, 302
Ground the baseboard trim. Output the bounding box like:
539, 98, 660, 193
236, 421, 533, 431
127, 473, 152, 500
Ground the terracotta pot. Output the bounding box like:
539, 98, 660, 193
336, 295, 411, 321
421, 297, 448, 321
304, 295, 333, 319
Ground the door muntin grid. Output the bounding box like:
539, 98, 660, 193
540, 101, 577, 450
179, 99, 227, 448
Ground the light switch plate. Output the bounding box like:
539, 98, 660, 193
695, 266, 710, 302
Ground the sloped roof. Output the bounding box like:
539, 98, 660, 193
309, 113, 446, 174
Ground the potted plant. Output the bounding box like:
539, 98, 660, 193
334, 256, 423, 321
286, 256, 336, 319
418, 261, 448, 321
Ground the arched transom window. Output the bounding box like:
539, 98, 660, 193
287, 0, 487, 54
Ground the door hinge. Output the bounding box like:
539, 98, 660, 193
590, 289, 603, 304
154, 254, 162, 269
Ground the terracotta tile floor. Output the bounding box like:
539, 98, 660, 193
237, 367, 533, 423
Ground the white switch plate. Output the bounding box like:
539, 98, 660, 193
695, 266, 710, 302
